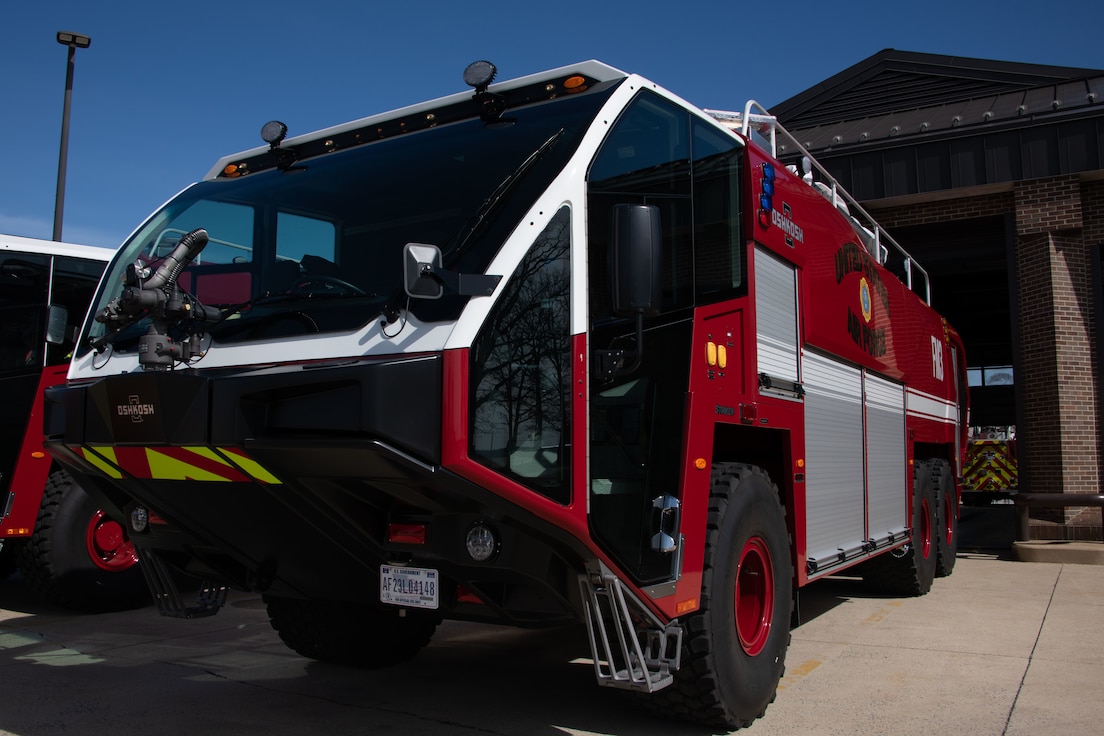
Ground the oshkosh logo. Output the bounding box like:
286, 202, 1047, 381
118, 395, 156, 423
771, 203, 804, 246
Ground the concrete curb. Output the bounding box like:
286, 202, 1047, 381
1013, 540, 1104, 565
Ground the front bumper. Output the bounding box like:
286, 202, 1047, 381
44, 357, 585, 626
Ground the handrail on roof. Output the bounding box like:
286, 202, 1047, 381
705, 102, 932, 305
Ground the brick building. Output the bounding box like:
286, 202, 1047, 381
771, 50, 1103, 539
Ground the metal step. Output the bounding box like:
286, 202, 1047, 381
578, 560, 682, 692
137, 548, 228, 619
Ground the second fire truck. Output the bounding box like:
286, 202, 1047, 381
44, 60, 968, 728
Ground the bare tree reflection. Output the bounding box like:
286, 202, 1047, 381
469, 208, 572, 502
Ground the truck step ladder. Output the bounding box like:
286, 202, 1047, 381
138, 547, 229, 619
578, 561, 682, 692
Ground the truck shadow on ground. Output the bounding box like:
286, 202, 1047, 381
0, 504, 1020, 736
0, 587, 728, 736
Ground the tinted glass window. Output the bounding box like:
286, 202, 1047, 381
0, 253, 49, 371
589, 92, 693, 318
45, 255, 108, 365
83, 83, 618, 357
469, 207, 572, 503
692, 118, 745, 304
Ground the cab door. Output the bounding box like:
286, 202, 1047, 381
585, 93, 746, 587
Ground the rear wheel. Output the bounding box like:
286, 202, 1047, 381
933, 459, 958, 577
264, 595, 440, 667
17, 469, 147, 612
863, 461, 938, 596
654, 463, 792, 729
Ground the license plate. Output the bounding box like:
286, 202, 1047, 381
379, 565, 439, 609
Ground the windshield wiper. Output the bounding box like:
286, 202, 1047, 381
451, 128, 564, 259
379, 128, 565, 326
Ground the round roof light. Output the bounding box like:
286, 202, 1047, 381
261, 120, 288, 147
463, 60, 497, 90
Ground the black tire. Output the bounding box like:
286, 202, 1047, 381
653, 463, 792, 730
16, 469, 148, 612
264, 595, 440, 667
863, 461, 938, 596
0, 539, 20, 580
932, 459, 958, 577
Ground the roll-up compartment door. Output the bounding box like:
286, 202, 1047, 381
803, 351, 865, 568
865, 373, 907, 545
755, 247, 799, 396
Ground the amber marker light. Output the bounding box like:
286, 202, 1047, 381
31, 451, 46, 459
796, 458, 805, 468
223, 164, 241, 177
563, 75, 587, 93
676, 598, 698, 614
694, 457, 708, 470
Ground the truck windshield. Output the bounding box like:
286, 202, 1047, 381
80, 83, 618, 358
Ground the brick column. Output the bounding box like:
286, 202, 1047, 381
1014, 175, 1102, 539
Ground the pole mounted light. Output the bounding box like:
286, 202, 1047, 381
53, 30, 91, 242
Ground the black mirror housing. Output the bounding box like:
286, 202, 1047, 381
46, 304, 69, 345
610, 204, 662, 316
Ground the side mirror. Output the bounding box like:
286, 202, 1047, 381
403, 243, 445, 299
46, 304, 69, 345
610, 204, 662, 316
403, 243, 502, 300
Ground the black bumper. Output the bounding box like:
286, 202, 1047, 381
44, 357, 583, 626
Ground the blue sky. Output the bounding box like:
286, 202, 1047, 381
3, 0, 1101, 249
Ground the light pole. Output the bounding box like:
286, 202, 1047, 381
53, 30, 91, 242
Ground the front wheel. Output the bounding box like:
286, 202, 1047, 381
264, 595, 440, 667
655, 463, 792, 729
16, 469, 148, 612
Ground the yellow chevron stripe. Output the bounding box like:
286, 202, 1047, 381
145, 447, 237, 482
217, 448, 282, 485
79, 447, 123, 479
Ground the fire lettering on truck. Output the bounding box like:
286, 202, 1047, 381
847, 309, 887, 358
931, 336, 945, 380
833, 242, 890, 317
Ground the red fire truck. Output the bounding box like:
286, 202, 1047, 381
43, 61, 967, 728
0, 234, 146, 611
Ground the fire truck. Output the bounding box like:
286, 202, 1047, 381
43, 61, 968, 728
0, 233, 146, 611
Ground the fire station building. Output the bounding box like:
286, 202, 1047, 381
771, 50, 1103, 539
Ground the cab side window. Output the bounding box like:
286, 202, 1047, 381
0, 254, 49, 371
588, 92, 693, 319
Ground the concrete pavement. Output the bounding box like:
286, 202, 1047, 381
748, 553, 1104, 736
1, 506, 1102, 735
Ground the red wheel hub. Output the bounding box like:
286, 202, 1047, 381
86, 510, 139, 572
735, 536, 774, 656
943, 490, 957, 546
919, 498, 933, 560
